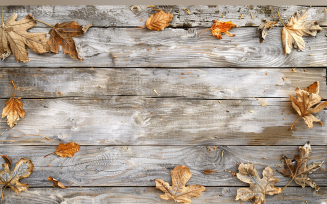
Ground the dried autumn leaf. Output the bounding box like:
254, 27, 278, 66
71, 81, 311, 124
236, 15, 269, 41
235, 162, 282, 204
155, 165, 205, 203
0, 13, 49, 62
277, 10, 322, 54
47, 177, 73, 188
257, 21, 278, 43
48, 21, 92, 60
44, 142, 80, 158
289, 81, 327, 130
199, 20, 236, 39
146, 10, 173, 31
277, 142, 323, 191
0, 155, 11, 168
2, 81, 25, 128
0, 158, 33, 204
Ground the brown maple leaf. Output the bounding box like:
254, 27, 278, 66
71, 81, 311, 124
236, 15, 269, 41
277, 142, 323, 192
2, 81, 25, 128
44, 142, 80, 158
146, 10, 173, 31
277, 10, 322, 54
48, 21, 92, 60
0, 13, 49, 62
47, 177, 73, 188
155, 165, 205, 204
235, 162, 282, 204
257, 21, 278, 43
289, 81, 327, 130
0, 158, 33, 204
199, 20, 236, 39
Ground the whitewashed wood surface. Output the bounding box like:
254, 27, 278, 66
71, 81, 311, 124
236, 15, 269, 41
0, 5, 327, 204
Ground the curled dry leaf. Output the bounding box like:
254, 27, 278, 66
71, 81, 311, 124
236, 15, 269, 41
155, 165, 205, 203
199, 20, 236, 39
44, 142, 80, 158
146, 10, 173, 31
277, 142, 323, 191
277, 10, 322, 54
235, 162, 282, 204
0, 14, 50, 62
2, 81, 25, 128
0, 155, 11, 168
47, 177, 73, 189
289, 81, 327, 130
48, 22, 92, 60
0, 158, 33, 204
257, 21, 278, 43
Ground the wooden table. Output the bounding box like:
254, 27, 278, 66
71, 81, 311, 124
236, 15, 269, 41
0, 5, 326, 203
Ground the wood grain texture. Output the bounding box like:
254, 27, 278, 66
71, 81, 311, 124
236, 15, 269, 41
0, 98, 326, 146
0, 146, 326, 187
0, 68, 325, 99
2, 187, 327, 204
0, 27, 326, 67
2, 5, 327, 27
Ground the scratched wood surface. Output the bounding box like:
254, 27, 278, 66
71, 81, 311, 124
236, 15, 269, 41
0, 5, 327, 204
0, 27, 326, 67
1, 187, 327, 204
0, 146, 326, 187
0, 68, 325, 99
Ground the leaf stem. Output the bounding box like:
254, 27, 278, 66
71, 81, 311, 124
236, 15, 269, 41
1, 5, 3, 27
276, 11, 286, 27
34, 18, 55, 28
281, 177, 294, 191
291, 116, 301, 130
198, 28, 211, 37
11, 81, 16, 98
1, 184, 7, 204
44, 152, 55, 158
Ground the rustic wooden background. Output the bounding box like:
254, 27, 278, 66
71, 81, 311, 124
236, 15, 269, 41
0, 5, 327, 204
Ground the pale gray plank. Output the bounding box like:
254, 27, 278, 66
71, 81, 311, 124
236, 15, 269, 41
2, 5, 327, 27
0, 98, 326, 145
2, 187, 327, 204
1, 27, 326, 67
0, 146, 326, 187
0, 68, 325, 99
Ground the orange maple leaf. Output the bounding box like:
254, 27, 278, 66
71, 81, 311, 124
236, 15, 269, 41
199, 20, 236, 39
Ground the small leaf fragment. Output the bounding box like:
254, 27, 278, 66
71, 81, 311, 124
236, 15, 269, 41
199, 20, 236, 39
44, 142, 80, 158
257, 21, 278, 43
0, 155, 11, 168
203, 169, 218, 174
48, 177, 73, 188
146, 10, 173, 31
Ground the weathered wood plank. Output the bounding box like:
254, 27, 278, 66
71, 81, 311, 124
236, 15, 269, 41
0, 98, 326, 145
0, 146, 326, 187
2, 187, 327, 204
1, 27, 326, 67
0, 68, 325, 99
2, 5, 327, 27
